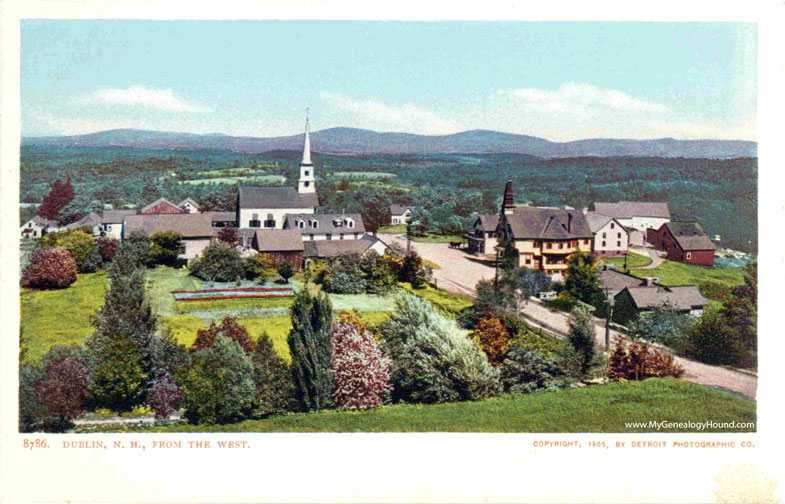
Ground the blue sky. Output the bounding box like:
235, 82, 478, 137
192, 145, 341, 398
21, 21, 756, 141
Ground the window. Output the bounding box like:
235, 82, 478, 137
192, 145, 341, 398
309, 234, 314, 240
298, 220, 305, 229
602, 241, 606, 247
558, 243, 563, 249
304, 181, 310, 187
178, 244, 186, 254
686, 252, 692, 260
340, 234, 344, 240
546, 242, 552, 249
250, 219, 261, 228
617, 241, 621, 247
602, 232, 606, 238
311, 220, 319, 229
610, 223, 615, 229
263, 219, 276, 228
525, 257, 532, 265
326, 234, 332, 240
354, 233, 359, 239
617, 233, 621, 239
347, 220, 354, 228
304, 170, 309, 176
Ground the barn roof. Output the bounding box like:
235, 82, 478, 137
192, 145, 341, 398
593, 201, 671, 219
664, 222, 716, 251
140, 197, 184, 215
504, 207, 592, 240
238, 186, 319, 209
622, 285, 707, 311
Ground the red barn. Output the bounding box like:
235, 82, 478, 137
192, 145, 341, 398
646, 222, 715, 266
140, 197, 185, 215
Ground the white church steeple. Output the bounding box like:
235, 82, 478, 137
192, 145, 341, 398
298, 113, 316, 194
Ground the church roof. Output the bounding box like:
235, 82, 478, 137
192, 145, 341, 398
502, 180, 515, 209
238, 186, 319, 209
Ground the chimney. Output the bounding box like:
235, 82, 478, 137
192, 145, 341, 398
503, 180, 515, 215
568, 212, 572, 233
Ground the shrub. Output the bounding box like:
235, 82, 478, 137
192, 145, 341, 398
58, 230, 96, 272
146, 374, 184, 420
20, 248, 78, 290
149, 231, 183, 266
34, 357, 90, 430
188, 240, 245, 282
336, 310, 370, 335
178, 336, 257, 424
191, 316, 256, 355
306, 260, 330, 286
567, 305, 596, 376
252, 332, 293, 416
380, 294, 499, 404
19, 364, 48, 432
86, 332, 149, 412
79, 246, 103, 273
331, 321, 392, 410
474, 314, 509, 366
245, 253, 276, 282
628, 302, 694, 347
607, 337, 685, 380
288, 289, 334, 411
399, 251, 428, 288
683, 308, 745, 366
325, 254, 366, 293
277, 261, 294, 283
96, 236, 120, 263
500, 346, 573, 394
359, 251, 400, 294
149, 332, 191, 380
699, 281, 733, 303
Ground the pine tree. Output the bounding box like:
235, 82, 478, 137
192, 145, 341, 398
568, 305, 597, 376
252, 332, 293, 416
287, 289, 334, 411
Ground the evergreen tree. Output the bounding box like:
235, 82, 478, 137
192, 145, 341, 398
86, 332, 148, 412
564, 252, 604, 306
252, 332, 293, 416
567, 305, 597, 376
287, 289, 334, 411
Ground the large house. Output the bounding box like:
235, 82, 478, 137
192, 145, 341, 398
495, 181, 592, 280
584, 211, 629, 257
123, 212, 236, 261
390, 204, 414, 225
614, 285, 708, 323
646, 221, 716, 266
591, 201, 671, 234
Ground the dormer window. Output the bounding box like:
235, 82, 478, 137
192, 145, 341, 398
311, 220, 319, 229
298, 220, 305, 229
346, 219, 354, 228
333, 218, 342, 227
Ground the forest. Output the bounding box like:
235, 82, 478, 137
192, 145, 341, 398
20, 146, 757, 253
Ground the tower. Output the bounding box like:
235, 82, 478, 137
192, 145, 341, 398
298, 115, 316, 194
502, 180, 515, 215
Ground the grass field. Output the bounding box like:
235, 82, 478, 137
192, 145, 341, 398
601, 252, 652, 268
90, 378, 755, 433
629, 259, 745, 287
327, 171, 396, 179
20, 272, 109, 364
181, 175, 286, 186
400, 282, 474, 316
378, 224, 407, 233
175, 296, 293, 314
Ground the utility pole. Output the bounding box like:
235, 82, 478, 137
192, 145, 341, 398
604, 286, 613, 351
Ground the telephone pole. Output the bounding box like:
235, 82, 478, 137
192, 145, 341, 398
604, 286, 613, 351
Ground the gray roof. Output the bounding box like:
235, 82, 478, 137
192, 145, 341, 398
283, 213, 366, 235
25, 215, 58, 227
210, 211, 237, 223
303, 234, 383, 258
503, 207, 592, 240
65, 212, 102, 229
584, 212, 619, 233
593, 201, 671, 219
251, 229, 305, 252
599, 268, 647, 301
140, 197, 183, 214
101, 209, 138, 224
238, 186, 319, 210
622, 285, 707, 311
390, 204, 415, 216
664, 222, 716, 251
475, 214, 499, 231
122, 212, 233, 239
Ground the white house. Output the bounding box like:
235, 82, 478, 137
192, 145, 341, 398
20, 215, 58, 239
584, 211, 629, 257
178, 198, 201, 214
101, 209, 138, 240
591, 201, 671, 234
390, 204, 414, 225
282, 213, 365, 241
236, 118, 318, 229
303, 234, 389, 259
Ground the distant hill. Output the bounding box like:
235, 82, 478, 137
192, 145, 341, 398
22, 127, 757, 158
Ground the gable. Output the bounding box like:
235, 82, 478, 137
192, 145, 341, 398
141, 198, 185, 215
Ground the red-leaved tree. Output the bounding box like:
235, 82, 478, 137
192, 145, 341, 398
331, 321, 391, 410
217, 227, 241, 246
21, 248, 78, 290
474, 314, 509, 366
34, 357, 89, 422
147, 373, 184, 419
607, 337, 685, 380
96, 236, 120, 263
191, 316, 256, 355
38, 178, 74, 221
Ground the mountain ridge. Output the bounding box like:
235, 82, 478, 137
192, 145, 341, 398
22, 127, 757, 158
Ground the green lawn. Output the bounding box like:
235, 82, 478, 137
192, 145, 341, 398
20, 272, 109, 364
90, 378, 755, 433
601, 252, 652, 268
411, 233, 463, 243
176, 296, 293, 314
377, 223, 407, 233
399, 282, 474, 316
146, 266, 203, 317
629, 259, 745, 287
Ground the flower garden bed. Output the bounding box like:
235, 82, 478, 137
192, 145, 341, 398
172, 287, 294, 302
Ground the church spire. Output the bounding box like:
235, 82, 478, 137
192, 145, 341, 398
301, 111, 312, 166
502, 180, 515, 215
298, 112, 316, 194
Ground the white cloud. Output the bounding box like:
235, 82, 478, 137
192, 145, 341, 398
319, 92, 458, 135
510, 82, 669, 115
85, 85, 211, 113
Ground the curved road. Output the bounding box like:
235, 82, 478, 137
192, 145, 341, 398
381, 234, 757, 399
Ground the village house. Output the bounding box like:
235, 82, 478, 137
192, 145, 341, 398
245, 229, 305, 271
584, 211, 629, 257
646, 221, 716, 266
178, 198, 201, 214
20, 215, 59, 239
389, 204, 414, 225
236, 118, 318, 229
598, 264, 649, 301
494, 181, 593, 280
282, 213, 365, 241
100, 209, 138, 240
614, 284, 708, 322
122, 212, 236, 261
304, 234, 389, 260
591, 201, 671, 233
466, 214, 499, 255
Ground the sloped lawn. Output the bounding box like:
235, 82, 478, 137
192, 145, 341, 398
89, 378, 755, 433
629, 259, 745, 287
601, 252, 652, 268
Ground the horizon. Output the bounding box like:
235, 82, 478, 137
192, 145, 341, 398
22, 21, 757, 142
